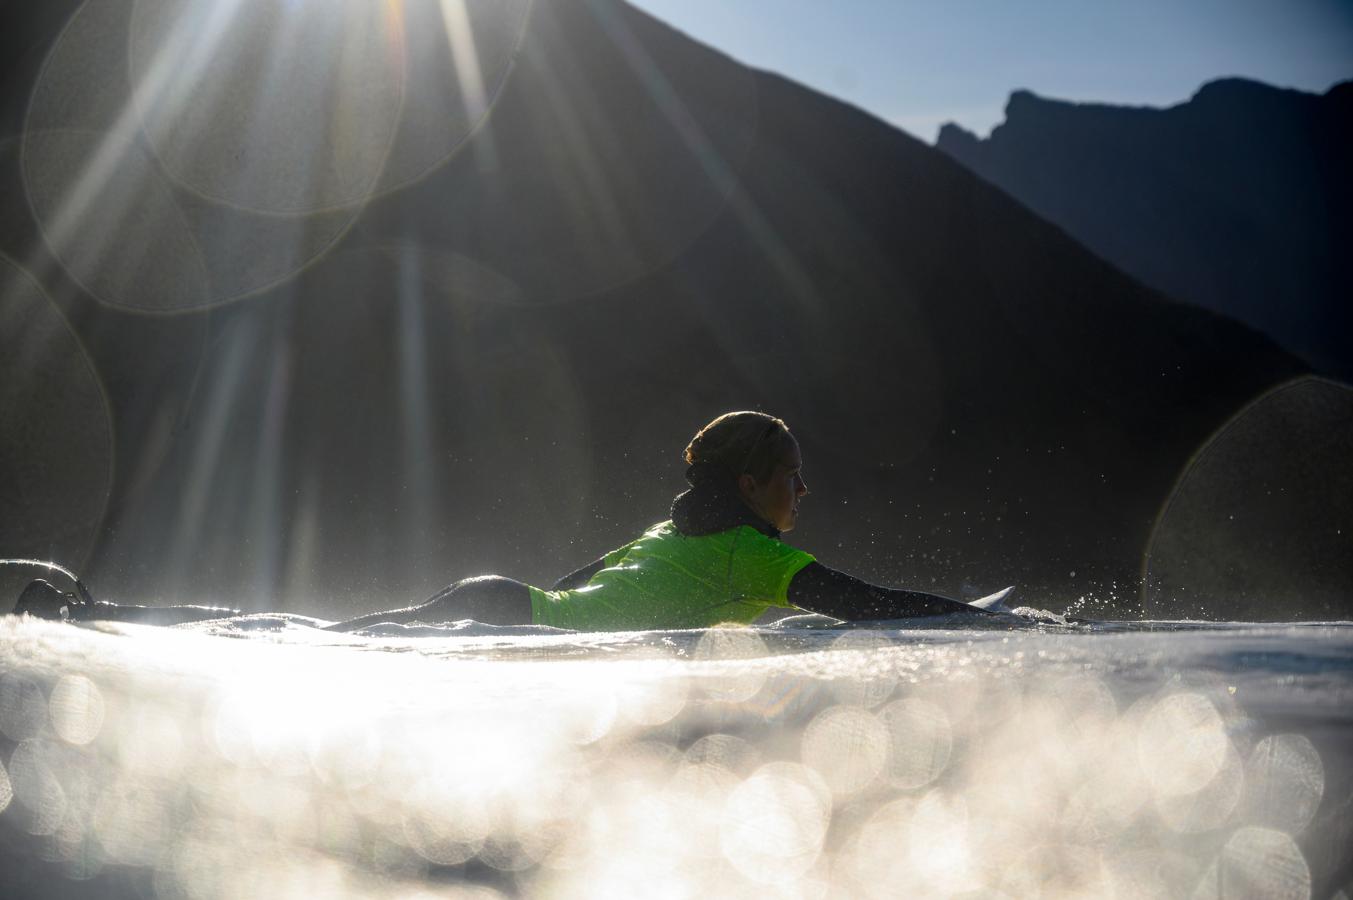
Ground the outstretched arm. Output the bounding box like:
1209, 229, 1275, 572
787, 562, 991, 621
12, 579, 240, 625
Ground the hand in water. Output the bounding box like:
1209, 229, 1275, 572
12, 579, 84, 620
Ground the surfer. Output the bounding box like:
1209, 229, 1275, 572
11, 411, 998, 631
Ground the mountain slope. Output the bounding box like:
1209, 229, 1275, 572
938, 78, 1353, 379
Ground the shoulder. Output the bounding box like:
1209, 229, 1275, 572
644, 520, 677, 538
733, 524, 799, 546
732, 525, 814, 558
606, 521, 680, 563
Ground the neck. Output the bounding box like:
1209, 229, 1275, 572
670, 471, 779, 538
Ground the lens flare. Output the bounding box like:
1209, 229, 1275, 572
0, 755, 12, 815
909, 790, 981, 893
1242, 734, 1325, 835
720, 762, 831, 884
128, 0, 405, 213
1138, 693, 1229, 798
879, 696, 953, 789
617, 675, 690, 727
826, 630, 899, 707
683, 732, 759, 775
800, 704, 888, 799
694, 628, 770, 703
1102, 849, 1204, 900
402, 789, 490, 866
1155, 740, 1244, 834
1200, 827, 1312, 900
0, 616, 1345, 897
20, 0, 530, 311
665, 760, 741, 860
92, 780, 175, 867
0, 673, 49, 741
49, 675, 105, 746
7, 739, 67, 836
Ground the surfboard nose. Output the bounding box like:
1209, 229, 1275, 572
968, 586, 1016, 611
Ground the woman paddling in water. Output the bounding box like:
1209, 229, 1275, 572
12, 412, 998, 630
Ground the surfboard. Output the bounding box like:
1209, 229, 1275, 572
967, 585, 1016, 612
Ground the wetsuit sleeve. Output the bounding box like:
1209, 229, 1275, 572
78, 601, 241, 626
550, 537, 644, 592
787, 562, 991, 620
551, 557, 606, 592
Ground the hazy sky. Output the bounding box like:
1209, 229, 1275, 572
628, 0, 1353, 141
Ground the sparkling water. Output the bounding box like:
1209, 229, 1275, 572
2, 613, 1350, 899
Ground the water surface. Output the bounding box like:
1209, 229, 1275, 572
2, 614, 1350, 898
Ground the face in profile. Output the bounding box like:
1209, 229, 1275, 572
740, 436, 808, 532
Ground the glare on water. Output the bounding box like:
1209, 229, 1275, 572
0, 615, 1347, 899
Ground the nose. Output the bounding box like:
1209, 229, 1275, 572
795, 475, 808, 496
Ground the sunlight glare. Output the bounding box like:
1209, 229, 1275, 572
720, 762, 831, 884
693, 627, 770, 703
130, 0, 404, 212
909, 790, 981, 894
0, 755, 11, 815
0, 672, 48, 740
49, 674, 105, 746
0, 617, 1343, 897
879, 696, 952, 789
1199, 827, 1312, 900
1157, 740, 1245, 833
7, 739, 67, 836
1138, 693, 1229, 797
440, 0, 489, 122
1241, 734, 1325, 835
800, 704, 888, 798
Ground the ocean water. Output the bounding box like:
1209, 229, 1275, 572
1, 612, 1351, 899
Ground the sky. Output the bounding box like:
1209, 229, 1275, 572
627, 0, 1353, 141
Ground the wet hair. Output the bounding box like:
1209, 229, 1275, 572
684, 411, 795, 484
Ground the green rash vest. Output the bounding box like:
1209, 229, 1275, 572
529, 520, 816, 631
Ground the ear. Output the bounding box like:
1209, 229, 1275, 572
737, 472, 758, 497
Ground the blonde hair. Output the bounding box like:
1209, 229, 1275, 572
684, 411, 793, 484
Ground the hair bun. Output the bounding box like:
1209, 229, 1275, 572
685, 460, 731, 487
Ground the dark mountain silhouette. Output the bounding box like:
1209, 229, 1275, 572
937, 78, 1353, 379
1, 0, 1342, 620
